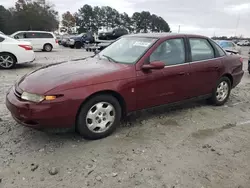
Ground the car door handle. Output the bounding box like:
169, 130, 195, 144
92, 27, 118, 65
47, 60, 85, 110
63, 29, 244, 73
209, 66, 219, 70
178, 72, 186, 75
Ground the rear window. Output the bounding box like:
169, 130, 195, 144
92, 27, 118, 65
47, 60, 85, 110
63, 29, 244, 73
26, 32, 54, 38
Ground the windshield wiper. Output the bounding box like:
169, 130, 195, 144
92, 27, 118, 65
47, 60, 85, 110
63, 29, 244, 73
102, 55, 118, 63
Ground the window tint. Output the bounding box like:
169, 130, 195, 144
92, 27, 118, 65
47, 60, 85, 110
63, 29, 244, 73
26, 32, 37, 38
26, 32, 54, 38
40, 33, 54, 38
210, 40, 226, 57
189, 38, 215, 61
0, 37, 4, 42
150, 38, 185, 66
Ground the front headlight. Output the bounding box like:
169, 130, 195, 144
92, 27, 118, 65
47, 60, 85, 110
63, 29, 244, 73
21, 92, 44, 103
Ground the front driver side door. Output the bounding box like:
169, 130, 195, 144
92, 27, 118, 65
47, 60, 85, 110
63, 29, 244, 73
136, 37, 192, 110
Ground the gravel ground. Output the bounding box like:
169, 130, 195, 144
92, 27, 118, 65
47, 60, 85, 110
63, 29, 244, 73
0, 46, 250, 188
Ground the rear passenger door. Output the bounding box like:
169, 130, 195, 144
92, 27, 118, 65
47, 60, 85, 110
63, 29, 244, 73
25, 32, 40, 50
188, 37, 223, 97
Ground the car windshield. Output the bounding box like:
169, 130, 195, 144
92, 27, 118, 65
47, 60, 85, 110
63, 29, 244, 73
218, 41, 231, 48
97, 37, 157, 64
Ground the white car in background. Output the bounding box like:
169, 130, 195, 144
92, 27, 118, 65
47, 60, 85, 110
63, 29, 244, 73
10, 31, 59, 52
216, 40, 242, 55
0, 33, 35, 69
237, 40, 250, 46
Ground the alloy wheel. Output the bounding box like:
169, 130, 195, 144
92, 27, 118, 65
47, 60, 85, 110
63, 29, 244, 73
86, 102, 116, 133
45, 45, 52, 52
216, 81, 229, 102
0, 55, 14, 68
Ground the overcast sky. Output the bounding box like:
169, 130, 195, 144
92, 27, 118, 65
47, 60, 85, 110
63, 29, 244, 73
1, 0, 250, 37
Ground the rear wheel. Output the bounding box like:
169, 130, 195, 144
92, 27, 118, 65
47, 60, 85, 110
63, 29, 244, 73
76, 95, 121, 140
0, 53, 16, 69
43, 44, 52, 52
210, 77, 231, 106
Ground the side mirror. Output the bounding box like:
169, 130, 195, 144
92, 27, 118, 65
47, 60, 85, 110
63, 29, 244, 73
141, 61, 165, 70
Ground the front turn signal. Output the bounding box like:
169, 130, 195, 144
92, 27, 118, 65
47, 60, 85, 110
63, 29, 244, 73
45, 95, 57, 101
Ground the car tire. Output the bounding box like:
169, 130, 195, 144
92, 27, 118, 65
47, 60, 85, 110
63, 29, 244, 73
0, 52, 17, 69
43, 44, 52, 52
76, 94, 122, 140
75, 42, 82, 49
210, 77, 231, 106
70, 45, 74, 49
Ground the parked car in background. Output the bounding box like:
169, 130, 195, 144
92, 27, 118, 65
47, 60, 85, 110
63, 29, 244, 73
6, 33, 244, 139
67, 32, 95, 49
56, 35, 62, 45
0, 33, 35, 69
216, 40, 241, 54
60, 34, 73, 47
10, 31, 59, 52
98, 28, 128, 40
237, 40, 250, 46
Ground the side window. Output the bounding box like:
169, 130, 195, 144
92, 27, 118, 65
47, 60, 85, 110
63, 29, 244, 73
14, 32, 26, 39
0, 37, 5, 42
40, 33, 53, 38
209, 40, 226, 57
26, 32, 37, 38
149, 38, 185, 66
189, 38, 215, 61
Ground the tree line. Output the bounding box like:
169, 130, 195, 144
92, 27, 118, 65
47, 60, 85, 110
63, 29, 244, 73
0, 0, 59, 35
0, 0, 170, 35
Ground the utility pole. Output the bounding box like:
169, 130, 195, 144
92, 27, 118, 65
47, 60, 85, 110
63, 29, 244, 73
178, 25, 180, 33
234, 13, 240, 37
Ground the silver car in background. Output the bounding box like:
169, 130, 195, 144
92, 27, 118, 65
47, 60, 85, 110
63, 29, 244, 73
216, 40, 242, 55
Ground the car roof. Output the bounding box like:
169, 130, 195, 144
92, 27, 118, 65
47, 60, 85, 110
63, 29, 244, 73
124, 32, 208, 39
14, 31, 54, 34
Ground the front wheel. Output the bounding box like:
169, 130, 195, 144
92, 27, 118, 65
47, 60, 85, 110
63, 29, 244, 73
76, 95, 121, 140
210, 77, 231, 106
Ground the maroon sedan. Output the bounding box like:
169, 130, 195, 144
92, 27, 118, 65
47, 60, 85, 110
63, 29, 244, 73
6, 33, 244, 139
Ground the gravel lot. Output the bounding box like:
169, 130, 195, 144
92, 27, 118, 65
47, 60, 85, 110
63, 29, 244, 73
0, 47, 250, 188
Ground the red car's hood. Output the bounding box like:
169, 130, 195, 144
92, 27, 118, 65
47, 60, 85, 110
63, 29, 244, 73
18, 57, 133, 94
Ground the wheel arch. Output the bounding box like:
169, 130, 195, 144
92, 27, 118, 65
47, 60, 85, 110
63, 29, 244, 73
0, 52, 18, 63
221, 73, 233, 86
43, 43, 53, 49
75, 90, 127, 125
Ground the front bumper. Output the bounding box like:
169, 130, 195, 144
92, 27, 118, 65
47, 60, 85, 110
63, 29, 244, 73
5, 86, 76, 129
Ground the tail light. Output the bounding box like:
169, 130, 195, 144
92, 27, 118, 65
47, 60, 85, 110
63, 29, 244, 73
55, 39, 58, 43
18, 44, 33, 50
